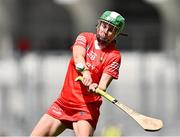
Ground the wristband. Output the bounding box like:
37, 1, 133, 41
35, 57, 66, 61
75, 63, 85, 72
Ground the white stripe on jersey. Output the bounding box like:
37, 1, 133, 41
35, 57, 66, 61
109, 62, 120, 72
76, 35, 86, 44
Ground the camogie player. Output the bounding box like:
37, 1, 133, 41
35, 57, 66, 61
30, 10, 125, 137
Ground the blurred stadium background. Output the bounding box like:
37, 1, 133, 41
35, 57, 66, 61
0, 0, 180, 136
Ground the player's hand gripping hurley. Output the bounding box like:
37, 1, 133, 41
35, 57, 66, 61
75, 76, 163, 131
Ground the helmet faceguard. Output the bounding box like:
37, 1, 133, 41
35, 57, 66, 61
98, 11, 125, 39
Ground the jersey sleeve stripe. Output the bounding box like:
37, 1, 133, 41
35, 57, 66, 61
76, 35, 86, 43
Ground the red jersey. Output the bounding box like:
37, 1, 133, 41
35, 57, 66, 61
59, 32, 121, 107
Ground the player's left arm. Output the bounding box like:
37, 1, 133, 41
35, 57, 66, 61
89, 53, 121, 92
98, 73, 113, 90
88, 50, 121, 92
88, 73, 113, 92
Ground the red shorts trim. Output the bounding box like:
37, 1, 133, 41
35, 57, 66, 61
47, 100, 102, 129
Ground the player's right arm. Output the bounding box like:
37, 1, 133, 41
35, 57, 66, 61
72, 33, 92, 86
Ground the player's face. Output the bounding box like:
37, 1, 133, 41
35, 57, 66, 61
96, 21, 117, 45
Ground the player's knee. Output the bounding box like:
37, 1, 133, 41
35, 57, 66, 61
77, 122, 94, 136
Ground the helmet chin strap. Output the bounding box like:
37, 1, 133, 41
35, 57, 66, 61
96, 34, 109, 44
96, 34, 115, 46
